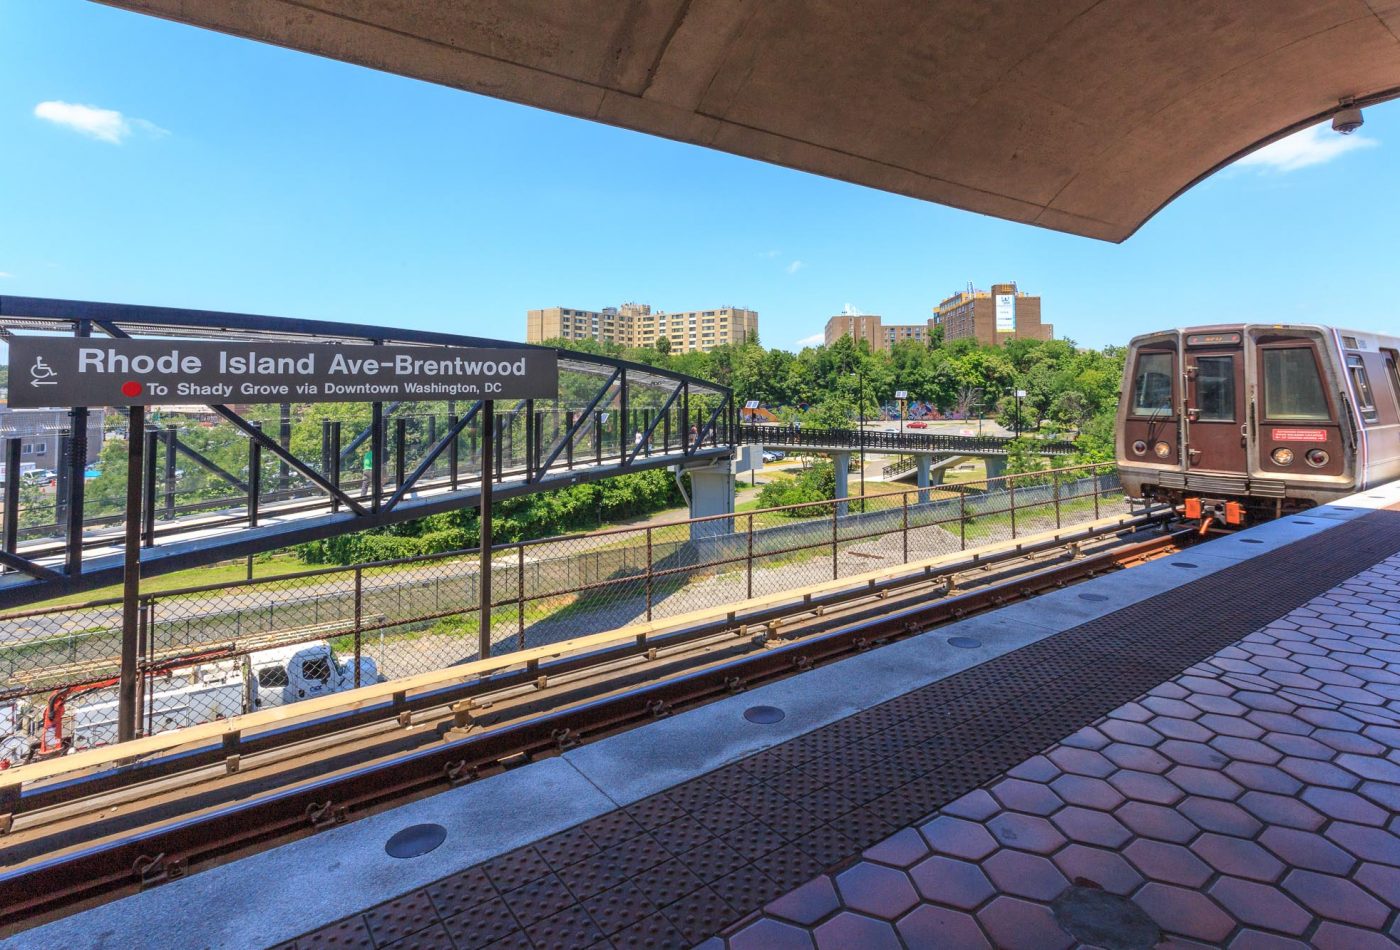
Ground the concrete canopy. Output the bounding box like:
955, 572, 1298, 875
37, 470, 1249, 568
99, 0, 1400, 242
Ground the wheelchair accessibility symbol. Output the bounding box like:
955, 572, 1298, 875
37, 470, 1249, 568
29, 356, 58, 386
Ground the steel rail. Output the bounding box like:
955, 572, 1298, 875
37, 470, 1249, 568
0, 508, 1168, 793
0, 522, 1185, 930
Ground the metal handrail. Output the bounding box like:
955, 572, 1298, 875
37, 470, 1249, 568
739, 423, 1076, 455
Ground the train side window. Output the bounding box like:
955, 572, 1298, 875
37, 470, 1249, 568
1383, 350, 1400, 414
1132, 352, 1173, 414
301, 656, 332, 682
1195, 356, 1235, 421
1262, 348, 1329, 421
1346, 355, 1379, 423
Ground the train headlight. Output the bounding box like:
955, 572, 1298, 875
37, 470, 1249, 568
1132, 440, 1148, 456
1272, 447, 1295, 466
1305, 448, 1329, 468
1153, 441, 1171, 459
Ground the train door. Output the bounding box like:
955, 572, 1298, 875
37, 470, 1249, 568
1184, 341, 1245, 472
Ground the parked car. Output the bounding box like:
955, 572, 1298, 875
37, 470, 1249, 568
907, 421, 928, 429
762, 450, 785, 463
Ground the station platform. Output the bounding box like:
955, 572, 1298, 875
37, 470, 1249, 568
12, 481, 1400, 950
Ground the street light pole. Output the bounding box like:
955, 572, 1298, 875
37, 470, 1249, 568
1014, 388, 1027, 438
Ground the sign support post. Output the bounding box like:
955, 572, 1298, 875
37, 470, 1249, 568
478, 400, 494, 660
118, 405, 144, 743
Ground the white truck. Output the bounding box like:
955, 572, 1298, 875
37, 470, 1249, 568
1, 640, 380, 763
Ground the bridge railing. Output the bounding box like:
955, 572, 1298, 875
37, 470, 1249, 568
738, 423, 1077, 455
882, 456, 917, 478
0, 297, 736, 603
0, 462, 1122, 752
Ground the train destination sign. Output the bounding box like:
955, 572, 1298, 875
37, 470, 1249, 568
7, 337, 559, 407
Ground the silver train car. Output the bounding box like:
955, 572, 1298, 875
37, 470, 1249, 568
1116, 324, 1400, 524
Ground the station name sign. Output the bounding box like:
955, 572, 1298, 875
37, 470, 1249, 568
7, 337, 559, 407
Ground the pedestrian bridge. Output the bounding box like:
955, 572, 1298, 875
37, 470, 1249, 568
0, 296, 735, 609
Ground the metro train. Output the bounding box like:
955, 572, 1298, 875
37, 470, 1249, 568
1116, 324, 1400, 525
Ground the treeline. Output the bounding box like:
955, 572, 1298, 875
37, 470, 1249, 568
552, 333, 1125, 462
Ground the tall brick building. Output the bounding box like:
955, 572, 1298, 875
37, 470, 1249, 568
932, 283, 1052, 344
824, 314, 930, 352
526, 303, 758, 353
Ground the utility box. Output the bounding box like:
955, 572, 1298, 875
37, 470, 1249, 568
731, 444, 762, 474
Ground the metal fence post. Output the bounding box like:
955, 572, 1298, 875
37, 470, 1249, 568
645, 527, 654, 621
136, 599, 151, 738
1093, 464, 1101, 519
279, 403, 292, 494
447, 413, 459, 489
746, 514, 755, 599
247, 424, 262, 529
1009, 473, 1017, 539
517, 544, 526, 649
163, 427, 177, 517
328, 420, 343, 512
370, 402, 384, 513
353, 566, 363, 688
831, 504, 839, 580
523, 399, 535, 482
902, 489, 909, 564
320, 419, 332, 479
394, 417, 407, 489
960, 489, 966, 551
143, 429, 159, 546
1054, 468, 1062, 529
3, 437, 20, 553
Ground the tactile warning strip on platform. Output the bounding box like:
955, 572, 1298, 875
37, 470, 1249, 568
720, 546, 1400, 948
284, 509, 1400, 950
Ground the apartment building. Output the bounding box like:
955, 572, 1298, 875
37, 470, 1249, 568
526, 303, 758, 353
932, 282, 1052, 344
824, 314, 930, 352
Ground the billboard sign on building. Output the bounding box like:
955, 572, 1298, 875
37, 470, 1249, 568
994, 294, 1017, 333
7, 337, 558, 407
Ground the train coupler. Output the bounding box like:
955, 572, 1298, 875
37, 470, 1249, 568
1184, 496, 1247, 532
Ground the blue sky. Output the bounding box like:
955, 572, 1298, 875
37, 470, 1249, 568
1, 1, 1396, 352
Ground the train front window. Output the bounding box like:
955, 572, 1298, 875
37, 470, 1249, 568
1263, 348, 1329, 421
1195, 356, 1235, 422
1347, 355, 1379, 423
1132, 352, 1173, 415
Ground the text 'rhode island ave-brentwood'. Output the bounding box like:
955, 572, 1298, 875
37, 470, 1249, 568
5, 338, 559, 407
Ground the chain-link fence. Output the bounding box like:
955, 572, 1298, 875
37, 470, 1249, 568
0, 462, 1122, 760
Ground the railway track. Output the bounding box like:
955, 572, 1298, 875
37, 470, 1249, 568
0, 512, 1188, 933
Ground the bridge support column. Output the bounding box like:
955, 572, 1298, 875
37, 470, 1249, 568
984, 455, 1007, 483
832, 451, 850, 517
688, 465, 735, 542
915, 454, 941, 505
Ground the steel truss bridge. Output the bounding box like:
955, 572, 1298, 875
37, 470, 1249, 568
0, 297, 735, 609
